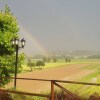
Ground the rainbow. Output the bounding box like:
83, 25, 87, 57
19, 25, 49, 56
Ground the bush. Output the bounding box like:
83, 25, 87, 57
36, 60, 45, 69
27, 59, 35, 71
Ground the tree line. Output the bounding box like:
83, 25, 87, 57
27, 57, 71, 71
27, 59, 45, 71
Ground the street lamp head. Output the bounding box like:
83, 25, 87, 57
21, 38, 26, 48
11, 38, 26, 48
11, 38, 19, 46
15, 38, 19, 45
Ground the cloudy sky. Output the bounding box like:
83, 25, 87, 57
0, 0, 100, 55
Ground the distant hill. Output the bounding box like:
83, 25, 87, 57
26, 50, 100, 59
88, 54, 100, 59
49, 50, 95, 58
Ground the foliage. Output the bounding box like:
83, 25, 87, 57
42, 57, 51, 63
17, 53, 25, 73
0, 6, 18, 55
53, 58, 57, 63
0, 5, 24, 87
65, 58, 71, 62
42, 57, 47, 62
46, 58, 51, 63
27, 59, 35, 71
36, 60, 45, 69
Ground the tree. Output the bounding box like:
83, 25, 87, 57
65, 58, 70, 62
53, 58, 57, 63
0, 6, 23, 87
42, 56, 47, 62
65, 58, 71, 63
36, 60, 45, 69
47, 58, 51, 63
27, 59, 35, 71
68, 59, 71, 62
65, 58, 68, 62
42, 57, 51, 63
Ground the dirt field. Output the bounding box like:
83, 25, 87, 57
6, 64, 94, 93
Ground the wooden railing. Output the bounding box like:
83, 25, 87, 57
1, 77, 100, 100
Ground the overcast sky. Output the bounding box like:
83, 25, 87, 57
0, 0, 100, 55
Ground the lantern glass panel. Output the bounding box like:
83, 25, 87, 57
21, 38, 25, 47
15, 38, 19, 45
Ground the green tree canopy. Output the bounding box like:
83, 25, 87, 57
0, 6, 19, 55
27, 59, 35, 71
0, 6, 23, 87
53, 58, 57, 63
36, 60, 45, 69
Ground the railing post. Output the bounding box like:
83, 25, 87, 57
51, 80, 54, 100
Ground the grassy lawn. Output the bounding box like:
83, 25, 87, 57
22, 58, 100, 72
22, 58, 100, 73
22, 62, 68, 72
69, 59, 100, 64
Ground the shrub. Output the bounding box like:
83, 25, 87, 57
36, 60, 45, 69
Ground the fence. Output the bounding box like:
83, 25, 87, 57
1, 77, 100, 100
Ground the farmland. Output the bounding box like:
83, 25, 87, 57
4, 58, 100, 97
22, 58, 100, 72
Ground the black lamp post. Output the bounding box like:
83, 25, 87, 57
11, 38, 26, 89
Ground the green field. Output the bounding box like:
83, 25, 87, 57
61, 61, 100, 98
11, 59, 100, 99
22, 62, 67, 72
22, 58, 100, 72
